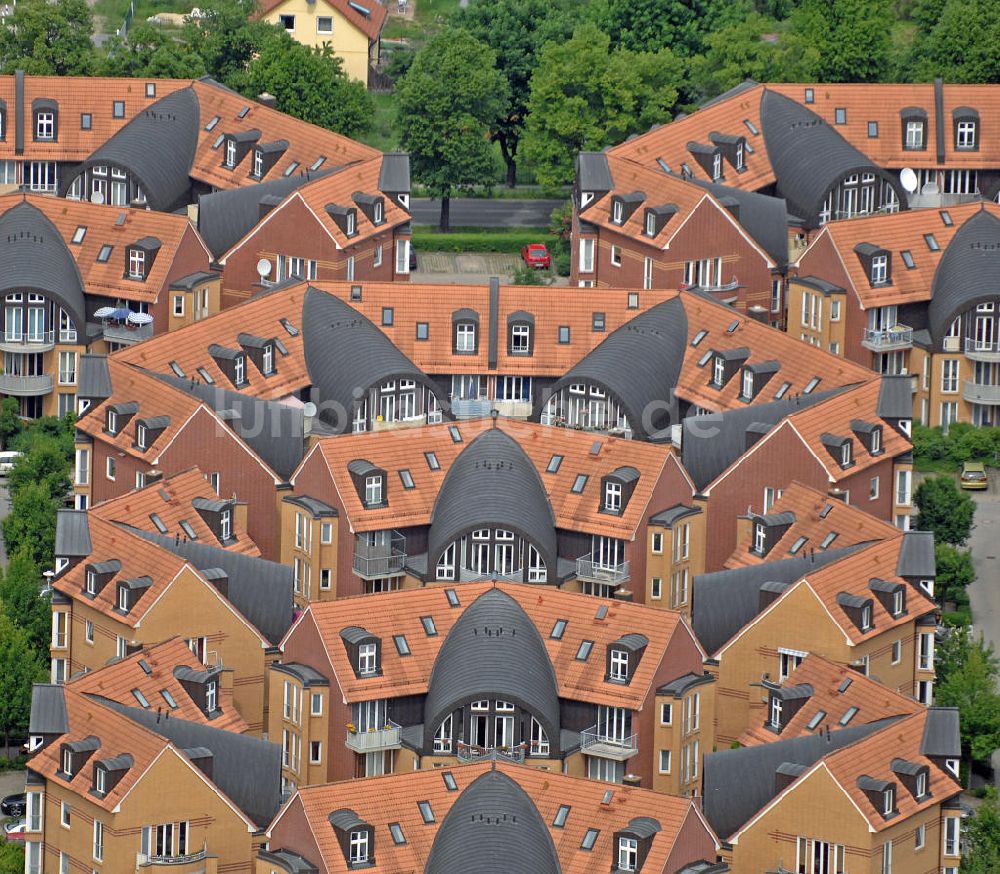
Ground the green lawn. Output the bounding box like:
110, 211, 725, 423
383, 0, 461, 42
92, 0, 191, 34
358, 93, 400, 152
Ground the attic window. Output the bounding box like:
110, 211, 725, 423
196, 367, 214, 385
901, 250, 915, 269
416, 322, 429, 340
350, 285, 362, 301
310, 156, 326, 171
553, 805, 570, 828
834, 108, 847, 125
169, 361, 185, 378
71, 226, 86, 244
627, 292, 639, 309
132, 689, 150, 708
726, 319, 740, 334
420, 616, 437, 636
581, 829, 599, 851
940, 210, 953, 227
744, 119, 759, 135
150, 513, 168, 534
868, 121, 878, 138
448, 426, 462, 443
212, 134, 224, 149
237, 105, 250, 119
550, 619, 567, 640
656, 157, 671, 173
789, 536, 807, 555
179, 520, 197, 540
839, 706, 859, 726
774, 381, 791, 399
425, 451, 440, 471
547, 455, 563, 473
444, 588, 460, 607
145, 83, 156, 98
417, 801, 435, 824
697, 350, 713, 367
592, 312, 606, 331
389, 823, 406, 845
595, 604, 608, 620
820, 532, 838, 549
806, 710, 826, 730
398, 469, 414, 489
838, 677, 852, 693
803, 377, 820, 394
691, 330, 708, 347
81, 113, 92, 130
283, 161, 299, 177
97, 245, 112, 263
442, 772, 458, 791
571, 474, 588, 493
113, 100, 125, 118
804, 89, 814, 104
161, 690, 178, 708
393, 634, 410, 656
576, 640, 593, 661
558, 326, 570, 344
279, 318, 299, 336
205, 116, 220, 131
382, 307, 394, 327
924, 234, 939, 251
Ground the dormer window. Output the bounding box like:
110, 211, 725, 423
892, 588, 903, 616
253, 149, 263, 178
455, 321, 476, 353
86, 570, 97, 595
510, 321, 531, 355
871, 254, 887, 285
107, 409, 118, 434
117, 584, 129, 612
94, 766, 106, 795
741, 369, 753, 399
916, 770, 927, 797
225, 139, 236, 168
618, 837, 638, 871
712, 356, 725, 386
609, 648, 628, 681
604, 481, 622, 512
350, 830, 369, 864
220, 508, 232, 541
365, 475, 382, 506
128, 249, 145, 280
62, 747, 73, 775
906, 121, 924, 149
262, 343, 274, 375
205, 679, 217, 712
770, 695, 782, 728
882, 787, 894, 815
861, 603, 872, 630
871, 428, 881, 454
36, 111, 54, 140
358, 642, 377, 675
233, 354, 245, 386
136, 422, 147, 449
612, 200, 624, 224
735, 140, 745, 170
645, 212, 655, 236
373, 200, 383, 224
712, 152, 722, 180
902, 109, 927, 150
954, 108, 979, 150
754, 522, 766, 553
346, 211, 356, 236
841, 442, 852, 466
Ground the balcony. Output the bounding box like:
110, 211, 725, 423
103, 322, 153, 347
0, 330, 55, 353
964, 338, 1000, 362
580, 726, 639, 761
451, 398, 492, 419
963, 380, 1000, 405
493, 399, 532, 419
136, 845, 210, 869
371, 413, 427, 432
0, 373, 53, 396
353, 531, 406, 579
345, 720, 402, 753
456, 741, 526, 764
861, 325, 913, 352
576, 553, 630, 586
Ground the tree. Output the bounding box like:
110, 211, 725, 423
0, 606, 45, 757
0, 549, 49, 653
246, 37, 373, 138
0, 0, 97, 76
963, 787, 1000, 873
935, 628, 1000, 762
687, 13, 783, 102
904, 0, 1000, 83
0, 837, 25, 874
2, 481, 58, 569
8, 436, 72, 503
935, 543, 976, 604
397, 28, 509, 231
0, 398, 20, 451
456, 0, 575, 187
602, 0, 752, 57
914, 475, 976, 546
522, 24, 682, 191
101, 23, 207, 79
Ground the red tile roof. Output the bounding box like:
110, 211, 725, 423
256, 0, 387, 41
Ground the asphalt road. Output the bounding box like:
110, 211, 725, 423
410, 198, 565, 228
967, 478, 1000, 653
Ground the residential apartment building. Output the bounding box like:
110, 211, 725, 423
791, 202, 1000, 427
281, 418, 701, 607
692, 531, 937, 744
0, 194, 216, 417
23, 683, 281, 874
255, 0, 386, 83
702, 707, 963, 874
51, 510, 293, 732
268, 583, 713, 795
260, 762, 723, 874
571, 151, 789, 322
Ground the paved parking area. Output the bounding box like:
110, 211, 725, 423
965, 478, 1000, 651
0, 768, 25, 808
413, 252, 567, 286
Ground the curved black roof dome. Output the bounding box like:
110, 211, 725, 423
68, 87, 200, 211
760, 90, 903, 228
425, 769, 560, 874
0, 201, 87, 331
423, 588, 560, 748
301, 287, 442, 433
427, 427, 556, 575
928, 209, 1000, 344
545, 296, 688, 439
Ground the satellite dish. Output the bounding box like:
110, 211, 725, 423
90, 190, 105, 205
256, 258, 272, 279
302, 402, 317, 418
900, 168, 918, 194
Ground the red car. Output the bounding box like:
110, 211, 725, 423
520, 243, 551, 269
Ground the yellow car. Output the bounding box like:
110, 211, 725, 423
961, 461, 989, 490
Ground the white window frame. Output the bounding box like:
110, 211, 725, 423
609, 648, 629, 682
579, 238, 595, 273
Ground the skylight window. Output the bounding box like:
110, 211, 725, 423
425, 451, 440, 470
161, 690, 178, 708
576, 640, 593, 661
420, 616, 437, 636
393, 634, 410, 656
697, 349, 713, 367
445, 588, 460, 608
550, 619, 567, 640
581, 829, 599, 851
237, 105, 251, 119
169, 361, 185, 378
546, 454, 563, 473
212, 134, 225, 149
595, 604, 608, 620
399, 469, 415, 489
139, 659, 152, 675
179, 520, 198, 540
283, 161, 299, 177
940, 210, 953, 227
691, 330, 708, 347
132, 689, 150, 708
449, 425, 462, 443
279, 317, 299, 336
819, 503, 833, 519
274, 338, 288, 356
389, 823, 406, 845
149, 513, 168, 534
205, 116, 220, 131
839, 706, 859, 726
196, 367, 214, 385
71, 226, 86, 244
820, 532, 838, 549
838, 677, 853, 693
806, 710, 826, 730
901, 250, 915, 269
571, 474, 588, 493
774, 381, 791, 399
655, 157, 671, 173
803, 377, 820, 394
310, 156, 326, 171
789, 536, 807, 555
442, 772, 458, 791
744, 119, 759, 135
553, 805, 570, 828
418, 801, 435, 823
924, 233, 939, 251
97, 245, 112, 263
726, 319, 740, 333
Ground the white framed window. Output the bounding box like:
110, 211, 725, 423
93, 819, 104, 861
956, 120, 976, 149
36, 112, 54, 139
643, 256, 653, 290
60, 800, 70, 828
861, 604, 872, 631
871, 254, 887, 284
741, 368, 754, 399
579, 238, 594, 273
841, 442, 852, 466
754, 522, 766, 553
612, 200, 623, 224
943, 817, 960, 856
106, 456, 116, 480
610, 245, 622, 267
651, 532, 663, 554
650, 576, 661, 599
609, 648, 629, 681
604, 481, 622, 512
206, 680, 217, 712
317, 15, 332, 32
85, 620, 93, 644
225, 138, 236, 168
373, 243, 383, 268
455, 322, 476, 352
660, 703, 672, 725
712, 356, 726, 386
941, 358, 959, 393
778, 648, 806, 681
364, 475, 382, 506
712, 151, 722, 180
658, 749, 671, 773
870, 476, 880, 500
941, 401, 959, 430
618, 836, 638, 871
358, 642, 377, 675
905, 121, 924, 149
891, 639, 902, 664
395, 239, 410, 274
173, 295, 184, 317
770, 696, 782, 727
645, 211, 656, 236
233, 354, 246, 385
346, 255, 355, 282
915, 822, 925, 849
311, 692, 323, 716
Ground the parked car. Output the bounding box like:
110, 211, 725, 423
0, 450, 22, 474
2, 818, 25, 841
0, 793, 24, 817
409, 245, 418, 272
961, 461, 989, 490
520, 243, 551, 269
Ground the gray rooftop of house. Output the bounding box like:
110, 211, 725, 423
680, 387, 844, 491
689, 178, 790, 268
921, 707, 961, 758
877, 375, 914, 420
77, 87, 200, 212
378, 152, 410, 193
928, 209, 1000, 344
423, 589, 560, 749
0, 201, 87, 332
122, 526, 294, 645
649, 503, 702, 527
424, 769, 560, 874
897, 530, 936, 578
550, 297, 688, 440
169, 271, 219, 291
576, 151, 614, 194
29, 684, 68, 735
78, 354, 113, 401
702, 718, 898, 840
692, 546, 863, 654
281, 495, 337, 518
427, 427, 557, 575
95, 696, 282, 827
55, 509, 92, 559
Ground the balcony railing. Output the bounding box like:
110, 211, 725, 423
576, 553, 630, 586
103, 322, 153, 346
0, 330, 55, 353
963, 380, 1000, 405
964, 338, 1000, 360
451, 398, 493, 419
0, 373, 53, 396
580, 726, 639, 761
353, 531, 406, 579
345, 720, 402, 753
136, 845, 209, 867
456, 741, 526, 764
861, 325, 913, 351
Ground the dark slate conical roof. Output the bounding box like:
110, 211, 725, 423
928, 209, 1000, 344
427, 427, 556, 575
71, 87, 200, 211
301, 287, 441, 433
546, 296, 688, 439
423, 588, 560, 746
424, 769, 561, 874
0, 201, 87, 331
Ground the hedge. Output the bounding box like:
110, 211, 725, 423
412, 226, 554, 254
